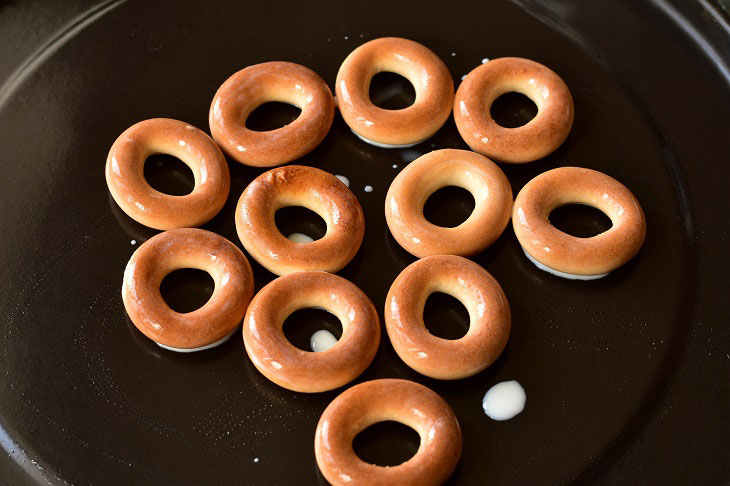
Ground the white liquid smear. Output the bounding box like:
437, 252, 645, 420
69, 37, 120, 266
334, 174, 350, 187
288, 233, 315, 244
522, 248, 609, 280
156, 328, 237, 353
352, 129, 426, 149
364, 185, 373, 193
482, 380, 526, 421
310, 330, 338, 352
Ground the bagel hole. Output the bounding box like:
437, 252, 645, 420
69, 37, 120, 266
369, 72, 416, 110
423, 186, 475, 228
144, 153, 195, 196
159, 268, 215, 313
490, 92, 538, 128
246, 102, 301, 131
275, 206, 327, 243
282, 308, 342, 352
549, 204, 613, 238
423, 292, 469, 340
353, 421, 420, 466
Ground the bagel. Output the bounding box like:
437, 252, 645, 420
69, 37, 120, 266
210, 61, 335, 166
315, 379, 462, 485
122, 228, 254, 351
513, 167, 646, 278
336, 37, 454, 148
454, 57, 574, 163
236, 166, 364, 276
106, 118, 230, 230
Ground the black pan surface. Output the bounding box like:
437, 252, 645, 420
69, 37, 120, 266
1, 0, 729, 484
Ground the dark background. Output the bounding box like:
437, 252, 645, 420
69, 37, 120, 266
1, 0, 729, 484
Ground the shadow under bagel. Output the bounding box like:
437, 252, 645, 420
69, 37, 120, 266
108, 192, 160, 244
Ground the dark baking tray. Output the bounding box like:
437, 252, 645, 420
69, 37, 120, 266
1, 0, 729, 483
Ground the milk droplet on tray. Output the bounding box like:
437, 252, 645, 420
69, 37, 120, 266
310, 330, 338, 352
287, 233, 314, 244
364, 185, 373, 193
482, 380, 526, 421
335, 174, 350, 187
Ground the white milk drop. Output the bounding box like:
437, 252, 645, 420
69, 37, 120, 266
482, 57, 490, 64
364, 185, 373, 193
130, 240, 137, 245
310, 330, 338, 352
287, 233, 315, 244
482, 380, 526, 421
156, 328, 237, 353
335, 174, 350, 187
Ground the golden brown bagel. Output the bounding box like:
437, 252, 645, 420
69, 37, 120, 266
209, 61, 334, 167
235, 165, 364, 276
336, 37, 454, 147
454, 57, 574, 163
315, 379, 462, 485
106, 118, 230, 230
242, 271, 380, 393
513, 167, 646, 278
122, 228, 254, 351
385, 149, 513, 258
385, 255, 511, 379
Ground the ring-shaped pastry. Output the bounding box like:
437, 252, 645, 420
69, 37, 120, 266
315, 379, 462, 485
106, 118, 230, 230
385, 255, 510, 379
209, 61, 335, 167
513, 167, 646, 279
454, 57, 574, 163
122, 228, 254, 351
385, 149, 513, 258
242, 271, 380, 393
336, 37, 454, 148
236, 166, 365, 276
